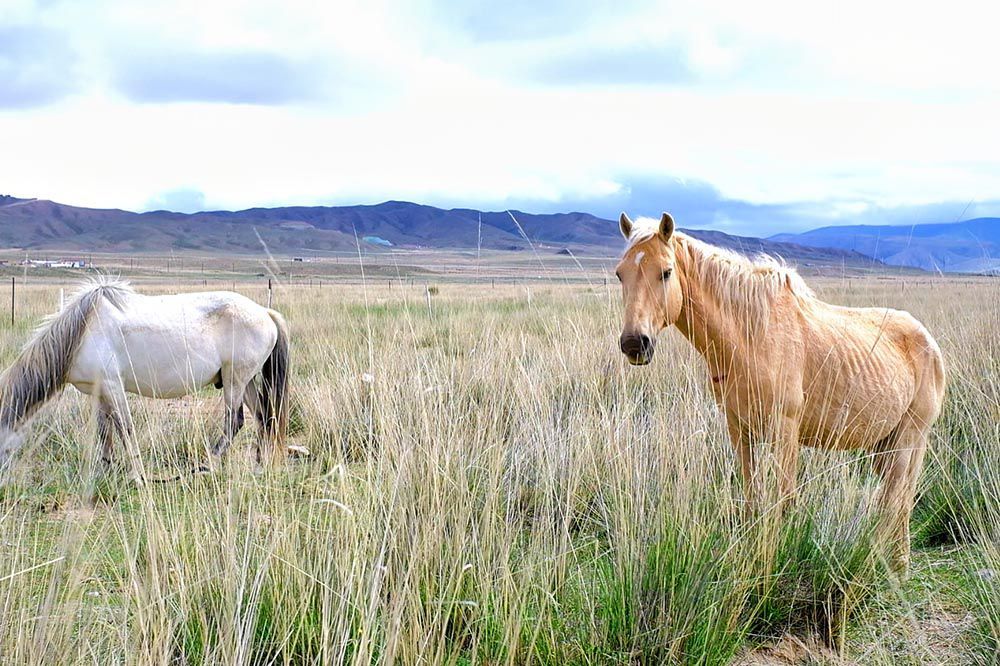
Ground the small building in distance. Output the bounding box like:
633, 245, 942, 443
22, 259, 88, 269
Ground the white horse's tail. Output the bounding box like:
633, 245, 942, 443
260, 309, 290, 450
0, 278, 130, 429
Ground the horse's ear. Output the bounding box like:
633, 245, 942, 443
619, 212, 633, 239
659, 212, 675, 240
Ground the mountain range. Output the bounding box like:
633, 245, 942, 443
0, 195, 881, 270
772, 218, 1000, 274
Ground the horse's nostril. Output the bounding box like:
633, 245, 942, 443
620, 334, 654, 358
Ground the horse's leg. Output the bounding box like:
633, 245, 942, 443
210, 403, 244, 459
242, 383, 268, 464
877, 415, 928, 572
773, 415, 801, 513
96, 397, 116, 466
79, 396, 118, 502
211, 378, 246, 460
726, 415, 756, 513
99, 383, 142, 483
243, 382, 264, 434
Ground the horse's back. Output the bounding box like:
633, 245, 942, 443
70, 290, 278, 398
875, 306, 946, 424
798, 300, 942, 450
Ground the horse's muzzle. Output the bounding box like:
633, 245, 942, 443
620, 333, 654, 365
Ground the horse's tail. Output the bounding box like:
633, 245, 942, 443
260, 309, 290, 451
0, 277, 130, 428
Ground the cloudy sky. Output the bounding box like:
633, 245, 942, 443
1, 0, 999, 236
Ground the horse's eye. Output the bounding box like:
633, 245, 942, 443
661, 269, 672, 280
615, 271, 622, 282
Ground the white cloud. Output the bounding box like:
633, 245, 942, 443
0, 0, 997, 229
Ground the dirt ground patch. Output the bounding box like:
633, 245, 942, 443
736, 634, 844, 665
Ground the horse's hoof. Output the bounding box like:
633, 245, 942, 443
287, 444, 311, 459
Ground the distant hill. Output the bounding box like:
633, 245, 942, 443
772, 218, 1000, 274
0, 196, 882, 269
0, 198, 618, 254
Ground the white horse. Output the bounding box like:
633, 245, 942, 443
0, 277, 290, 480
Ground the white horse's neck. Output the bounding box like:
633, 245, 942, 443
0, 282, 114, 431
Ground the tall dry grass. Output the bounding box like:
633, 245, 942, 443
0, 276, 996, 664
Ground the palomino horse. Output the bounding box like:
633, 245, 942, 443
615, 212, 946, 568
0, 278, 290, 480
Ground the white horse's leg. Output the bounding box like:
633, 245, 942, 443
80, 396, 119, 500
211, 372, 248, 460
243, 381, 263, 427
242, 384, 267, 463
98, 382, 143, 483
96, 398, 116, 466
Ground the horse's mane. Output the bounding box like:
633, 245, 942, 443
0, 276, 132, 429
676, 232, 814, 331
625, 217, 813, 331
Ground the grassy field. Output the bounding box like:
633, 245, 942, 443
0, 271, 997, 664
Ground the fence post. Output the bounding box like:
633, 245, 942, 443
10, 277, 14, 326
267, 279, 273, 308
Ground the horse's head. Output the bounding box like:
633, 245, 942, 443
614, 212, 682, 365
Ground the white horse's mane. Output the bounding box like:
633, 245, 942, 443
0, 276, 133, 429
70, 275, 134, 303
625, 221, 814, 330
29, 275, 133, 342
